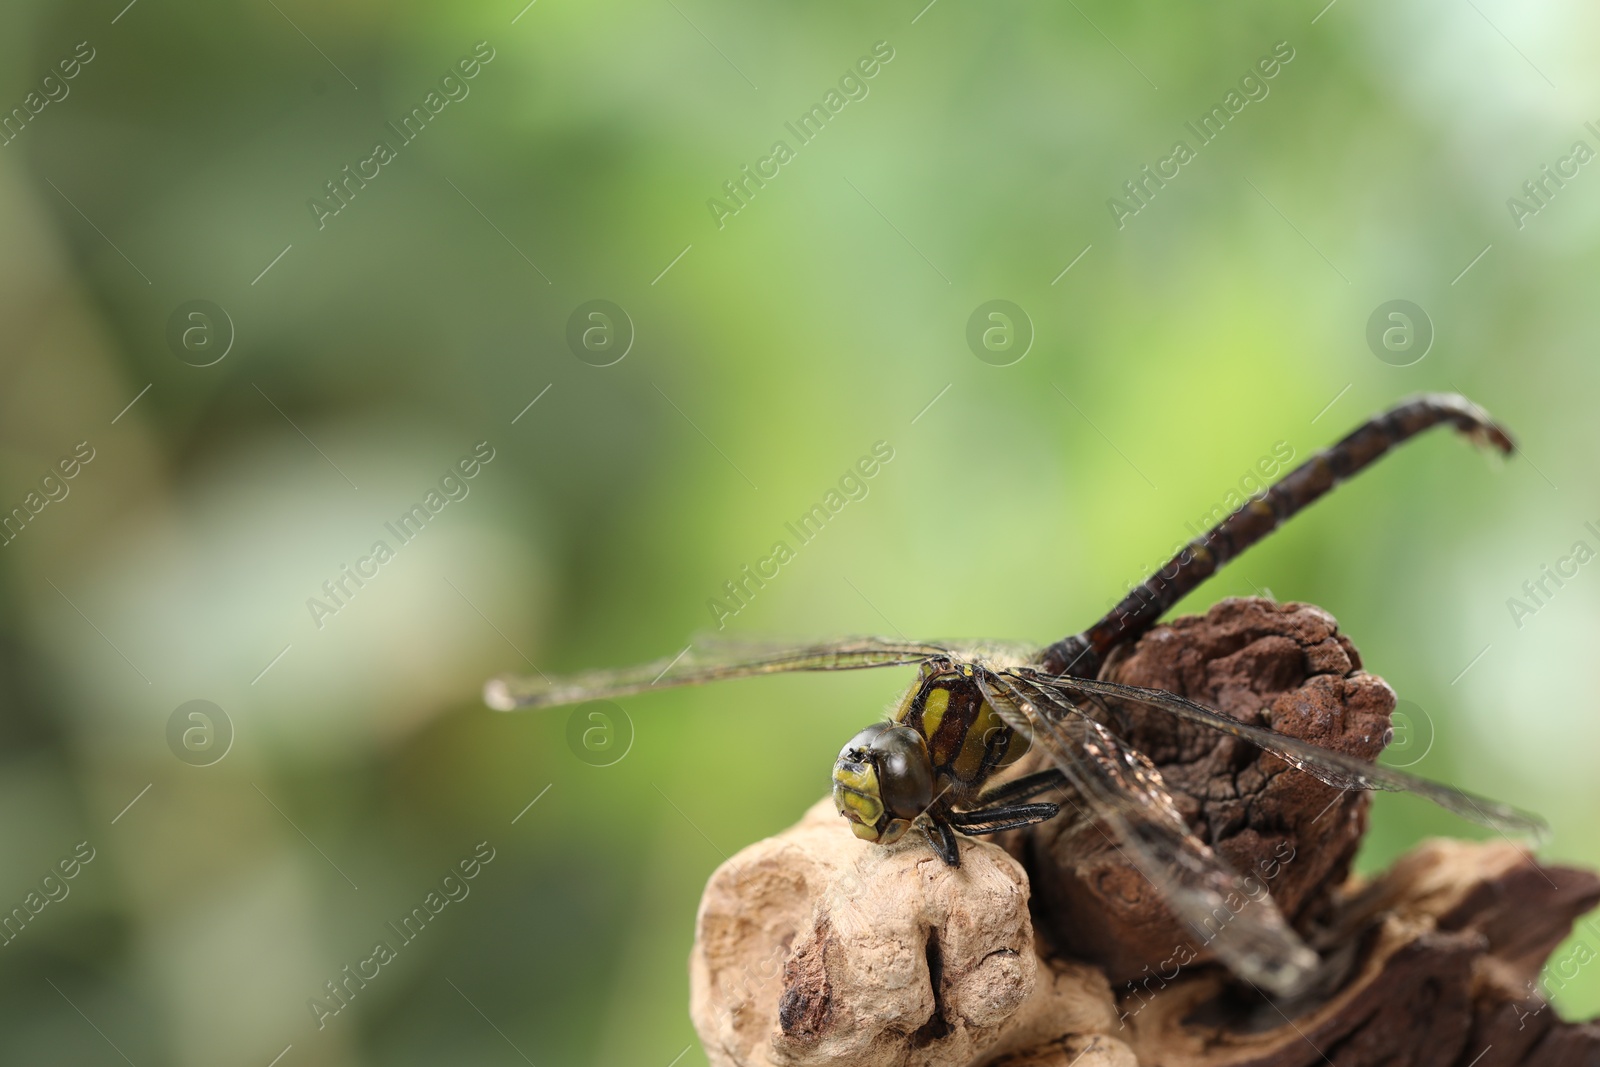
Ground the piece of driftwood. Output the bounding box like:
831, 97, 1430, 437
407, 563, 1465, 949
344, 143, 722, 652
1010, 599, 1390, 983
688, 599, 1600, 1066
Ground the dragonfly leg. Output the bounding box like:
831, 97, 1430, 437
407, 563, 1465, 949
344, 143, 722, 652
973, 768, 1068, 807
921, 819, 962, 867
947, 802, 1060, 835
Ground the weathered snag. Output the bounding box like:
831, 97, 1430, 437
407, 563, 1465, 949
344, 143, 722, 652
689, 599, 1598, 1067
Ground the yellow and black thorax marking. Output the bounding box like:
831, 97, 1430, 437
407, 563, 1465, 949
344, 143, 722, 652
894, 671, 1025, 796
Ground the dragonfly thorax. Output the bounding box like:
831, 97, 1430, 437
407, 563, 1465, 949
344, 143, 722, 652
896, 671, 1027, 794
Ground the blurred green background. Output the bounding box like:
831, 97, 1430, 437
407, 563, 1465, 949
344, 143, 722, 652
1, 0, 1597, 1062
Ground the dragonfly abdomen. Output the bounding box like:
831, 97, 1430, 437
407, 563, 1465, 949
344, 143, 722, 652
1040, 393, 1514, 677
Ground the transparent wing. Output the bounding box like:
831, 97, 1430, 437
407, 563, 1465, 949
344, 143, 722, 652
483, 636, 947, 711
979, 668, 1322, 997
1021, 670, 1545, 837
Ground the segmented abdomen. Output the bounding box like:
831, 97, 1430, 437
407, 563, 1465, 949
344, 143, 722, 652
1039, 393, 1512, 677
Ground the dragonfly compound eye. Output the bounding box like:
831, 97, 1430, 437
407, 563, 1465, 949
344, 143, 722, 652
832, 723, 933, 846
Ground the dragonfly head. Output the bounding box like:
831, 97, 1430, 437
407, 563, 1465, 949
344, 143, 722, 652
832, 722, 935, 845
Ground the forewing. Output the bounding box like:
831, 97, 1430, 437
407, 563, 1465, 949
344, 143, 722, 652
1023, 670, 1544, 837
483, 636, 946, 710
980, 669, 1321, 997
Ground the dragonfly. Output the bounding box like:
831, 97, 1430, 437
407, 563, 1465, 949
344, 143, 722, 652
484, 393, 1543, 997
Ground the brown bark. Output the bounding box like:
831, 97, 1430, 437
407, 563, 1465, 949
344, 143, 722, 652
1012, 599, 1387, 982
689, 599, 1599, 1067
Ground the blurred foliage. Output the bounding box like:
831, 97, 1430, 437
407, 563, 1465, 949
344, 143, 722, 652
0, 0, 1597, 1062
